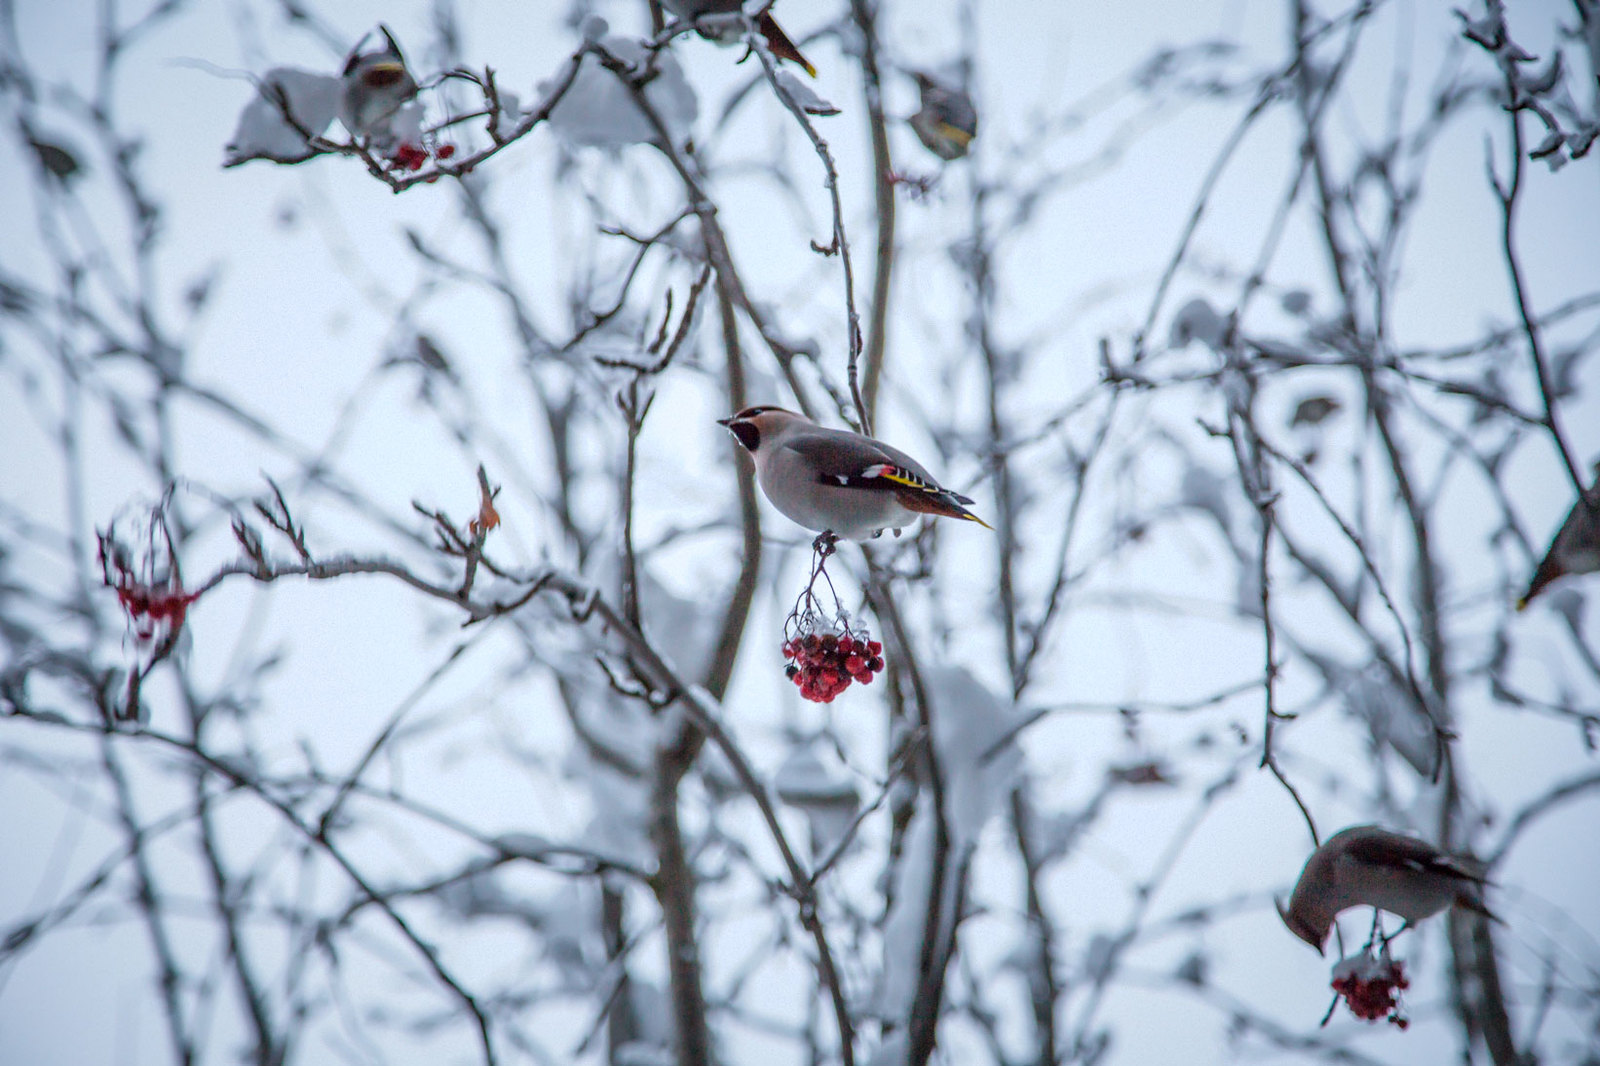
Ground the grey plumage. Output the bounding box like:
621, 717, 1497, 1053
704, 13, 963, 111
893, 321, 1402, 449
718, 406, 988, 540
1279, 824, 1492, 954
910, 71, 977, 160
340, 26, 418, 140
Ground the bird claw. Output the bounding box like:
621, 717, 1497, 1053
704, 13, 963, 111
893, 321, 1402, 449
813, 531, 839, 557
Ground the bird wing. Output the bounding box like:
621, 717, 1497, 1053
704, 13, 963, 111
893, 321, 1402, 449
784, 433, 974, 504
1343, 830, 1485, 885
784, 433, 991, 529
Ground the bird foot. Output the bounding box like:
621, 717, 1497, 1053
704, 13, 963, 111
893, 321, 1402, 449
813, 531, 839, 557
1376, 919, 1414, 952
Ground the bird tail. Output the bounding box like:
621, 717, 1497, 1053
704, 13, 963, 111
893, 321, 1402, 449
895, 488, 994, 530
1516, 555, 1564, 611
1454, 890, 1503, 925
757, 14, 816, 77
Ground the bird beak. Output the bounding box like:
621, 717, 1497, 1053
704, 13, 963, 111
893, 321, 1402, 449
716, 417, 733, 427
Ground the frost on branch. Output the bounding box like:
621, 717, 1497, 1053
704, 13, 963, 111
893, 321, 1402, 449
223, 68, 340, 166
775, 70, 840, 116
545, 25, 697, 150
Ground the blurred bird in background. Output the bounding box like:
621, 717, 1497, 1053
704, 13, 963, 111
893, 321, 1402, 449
1518, 464, 1600, 609
909, 70, 977, 160
340, 26, 418, 140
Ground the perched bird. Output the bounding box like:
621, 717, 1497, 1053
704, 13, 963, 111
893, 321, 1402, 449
340, 26, 418, 140
909, 71, 977, 161
1279, 825, 1494, 954
718, 406, 990, 541
662, 0, 816, 77
1518, 467, 1600, 609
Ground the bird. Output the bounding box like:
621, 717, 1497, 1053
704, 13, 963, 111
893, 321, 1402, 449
909, 71, 977, 160
661, 0, 816, 77
1278, 824, 1494, 954
718, 406, 990, 541
339, 26, 418, 141
1518, 466, 1600, 609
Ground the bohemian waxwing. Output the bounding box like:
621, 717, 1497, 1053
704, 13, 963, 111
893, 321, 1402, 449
661, 0, 816, 76
1518, 465, 1600, 609
1279, 824, 1494, 954
909, 71, 977, 161
718, 406, 990, 541
340, 26, 418, 141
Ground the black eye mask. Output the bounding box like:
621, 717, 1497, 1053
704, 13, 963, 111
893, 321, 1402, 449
728, 421, 760, 451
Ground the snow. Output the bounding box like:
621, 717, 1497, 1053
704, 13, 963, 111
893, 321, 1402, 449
1168, 295, 1227, 352
544, 32, 698, 150
1344, 666, 1437, 777
926, 665, 1023, 853
222, 67, 340, 166
774, 744, 860, 859
491, 89, 523, 140
875, 666, 1022, 1026
774, 71, 840, 117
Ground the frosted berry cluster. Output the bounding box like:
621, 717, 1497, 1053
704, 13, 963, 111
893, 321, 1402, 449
114, 585, 200, 648
391, 141, 454, 172
1331, 953, 1409, 1028
782, 630, 885, 703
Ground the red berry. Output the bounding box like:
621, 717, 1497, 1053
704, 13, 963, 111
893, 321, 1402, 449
869, 657, 884, 672
436, 143, 456, 159
392, 143, 428, 171
844, 654, 866, 675
838, 636, 855, 654
867, 640, 883, 656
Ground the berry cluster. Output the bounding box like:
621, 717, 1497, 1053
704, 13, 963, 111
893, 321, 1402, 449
1331, 954, 1409, 1028
782, 630, 885, 703
390, 141, 455, 172
115, 585, 200, 646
